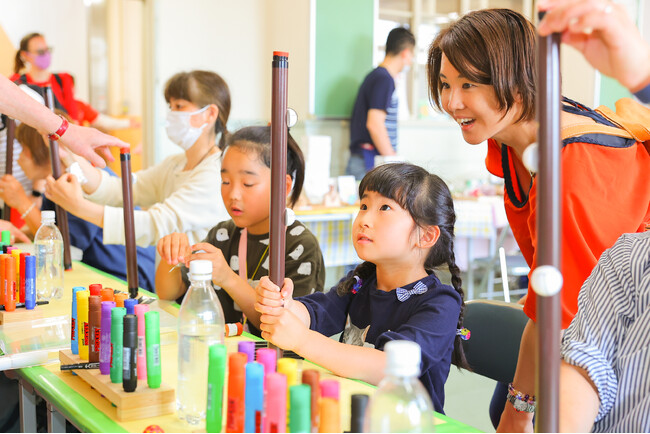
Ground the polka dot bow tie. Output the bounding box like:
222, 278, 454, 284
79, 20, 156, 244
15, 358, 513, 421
396, 281, 428, 302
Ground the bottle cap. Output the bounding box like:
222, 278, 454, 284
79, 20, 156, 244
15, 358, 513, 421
189, 259, 212, 279
237, 341, 255, 363
89, 283, 102, 296
320, 379, 339, 400
256, 347, 277, 375
41, 210, 56, 224
124, 298, 138, 315
384, 340, 421, 377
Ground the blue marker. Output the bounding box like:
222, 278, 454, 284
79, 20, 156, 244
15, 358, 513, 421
24, 256, 36, 311
245, 361, 264, 433
124, 297, 138, 315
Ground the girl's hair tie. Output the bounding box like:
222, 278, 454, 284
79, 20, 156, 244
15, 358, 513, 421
351, 276, 362, 294
456, 328, 471, 340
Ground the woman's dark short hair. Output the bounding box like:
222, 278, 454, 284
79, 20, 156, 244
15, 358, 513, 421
427, 8, 537, 123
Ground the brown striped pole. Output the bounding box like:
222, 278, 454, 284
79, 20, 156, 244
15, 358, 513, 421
3, 118, 15, 220
269, 51, 289, 356
120, 149, 139, 299
534, 12, 562, 433
43, 87, 73, 270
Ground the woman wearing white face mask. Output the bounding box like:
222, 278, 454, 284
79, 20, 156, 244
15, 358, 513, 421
44, 70, 231, 248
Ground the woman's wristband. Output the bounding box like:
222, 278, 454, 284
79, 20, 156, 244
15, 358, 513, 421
20, 201, 38, 220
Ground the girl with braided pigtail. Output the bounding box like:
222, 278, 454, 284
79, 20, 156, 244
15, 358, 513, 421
255, 163, 468, 413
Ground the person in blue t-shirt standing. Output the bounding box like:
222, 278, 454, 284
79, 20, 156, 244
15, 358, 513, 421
346, 27, 415, 180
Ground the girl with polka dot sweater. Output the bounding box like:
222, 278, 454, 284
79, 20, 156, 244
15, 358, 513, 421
156, 126, 325, 336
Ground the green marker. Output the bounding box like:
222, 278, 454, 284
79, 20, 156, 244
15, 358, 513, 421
1, 230, 10, 246
110, 307, 127, 383
145, 311, 161, 389
206, 343, 227, 433
290, 384, 311, 433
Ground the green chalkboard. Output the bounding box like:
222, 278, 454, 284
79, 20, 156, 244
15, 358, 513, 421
314, 0, 374, 118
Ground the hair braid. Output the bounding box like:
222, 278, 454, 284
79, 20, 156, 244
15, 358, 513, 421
336, 261, 376, 296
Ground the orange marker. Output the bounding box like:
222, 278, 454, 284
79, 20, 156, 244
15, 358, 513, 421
318, 380, 340, 433
3, 256, 16, 311
226, 352, 247, 433
0, 253, 8, 305
114, 293, 127, 307
101, 288, 115, 302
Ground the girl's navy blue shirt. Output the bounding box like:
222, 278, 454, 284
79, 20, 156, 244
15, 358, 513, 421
297, 271, 461, 413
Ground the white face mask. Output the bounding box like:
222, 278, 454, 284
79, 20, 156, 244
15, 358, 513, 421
165, 105, 209, 150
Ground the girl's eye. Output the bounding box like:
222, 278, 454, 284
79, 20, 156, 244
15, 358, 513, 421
243, 183, 255, 188
380, 204, 392, 211
359, 204, 367, 210
440, 81, 450, 89
462, 83, 475, 89
221, 180, 230, 185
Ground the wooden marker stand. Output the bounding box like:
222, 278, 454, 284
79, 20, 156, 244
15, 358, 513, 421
269, 51, 289, 356
59, 349, 174, 421
43, 87, 73, 270
3, 117, 15, 220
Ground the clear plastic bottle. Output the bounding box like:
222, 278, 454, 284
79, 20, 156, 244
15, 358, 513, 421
34, 210, 64, 300
364, 340, 436, 433
177, 260, 225, 426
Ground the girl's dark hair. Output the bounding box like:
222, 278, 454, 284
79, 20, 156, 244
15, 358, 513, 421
427, 8, 536, 123
164, 70, 231, 149
226, 126, 305, 207
15, 33, 43, 74
338, 163, 468, 369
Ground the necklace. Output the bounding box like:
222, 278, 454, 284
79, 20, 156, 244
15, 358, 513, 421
237, 229, 270, 280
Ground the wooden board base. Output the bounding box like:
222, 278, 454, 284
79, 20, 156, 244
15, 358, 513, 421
59, 349, 175, 421
0, 308, 43, 324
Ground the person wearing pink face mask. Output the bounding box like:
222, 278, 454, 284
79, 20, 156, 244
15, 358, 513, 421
11, 32, 136, 131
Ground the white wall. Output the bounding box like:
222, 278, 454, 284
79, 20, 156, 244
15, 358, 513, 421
152, 0, 311, 162
0, 0, 89, 100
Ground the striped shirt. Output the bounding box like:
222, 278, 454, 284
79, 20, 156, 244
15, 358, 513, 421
561, 231, 650, 432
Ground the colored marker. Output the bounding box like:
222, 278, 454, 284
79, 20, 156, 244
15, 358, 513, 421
206, 344, 227, 433
89, 283, 102, 297
99, 301, 116, 374
256, 348, 277, 376
1, 230, 10, 246
226, 352, 247, 433
114, 292, 127, 307
302, 369, 320, 432
122, 314, 137, 392
124, 297, 137, 315
226, 322, 244, 337
319, 380, 340, 433
19, 252, 29, 303
0, 253, 8, 305
110, 307, 127, 383
265, 372, 287, 433
101, 288, 115, 302
11, 249, 21, 296
238, 341, 255, 363
71, 287, 86, 354
60, 362, 100, 371
77, 290, 90, 360
23, 256, 36, 310
290, 384, 311, 433
88, 295, 102, 363
244, 362, 264, 433
350, 394, 369, 434
134, 304, 149, 380
3, 256, 16, 311
145, 311, 161, 389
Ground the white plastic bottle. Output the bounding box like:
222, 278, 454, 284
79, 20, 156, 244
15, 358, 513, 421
34, 210, 64, 300
177, 260, 225, 426
364, 340, 436, 433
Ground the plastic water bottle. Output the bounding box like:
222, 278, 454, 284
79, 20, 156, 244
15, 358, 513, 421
34, 210, 64, 300
177, 260, 225, 426
364, 340, 436, 433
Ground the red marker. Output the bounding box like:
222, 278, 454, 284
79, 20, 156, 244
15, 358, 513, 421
89, 283, 102, 297
226, 352, 247, 433
19, 253, 29, 303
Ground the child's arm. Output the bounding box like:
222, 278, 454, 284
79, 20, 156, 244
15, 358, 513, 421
44, 173, 104, 227
260, 308, 387, 385
155, 232, 191, 300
